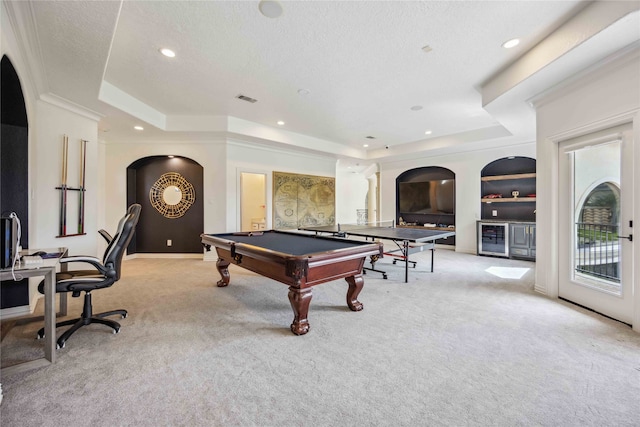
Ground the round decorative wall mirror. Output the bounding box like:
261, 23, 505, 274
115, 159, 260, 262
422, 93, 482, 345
163, 185, 183, 205
149, 172, 195, 218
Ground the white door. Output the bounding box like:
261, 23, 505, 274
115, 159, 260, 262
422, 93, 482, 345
558, 124, 634, 325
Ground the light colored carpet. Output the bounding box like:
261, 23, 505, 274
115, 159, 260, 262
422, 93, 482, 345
1, 247, 639, 426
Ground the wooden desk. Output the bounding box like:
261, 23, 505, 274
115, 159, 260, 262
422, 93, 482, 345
1, 248, 67, 375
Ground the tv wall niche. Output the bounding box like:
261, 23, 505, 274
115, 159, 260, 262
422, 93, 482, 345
396, 166, 455, 245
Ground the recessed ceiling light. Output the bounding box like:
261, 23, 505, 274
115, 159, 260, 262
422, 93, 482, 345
410, 105, 423, 111
159, 48, 176, 58
277, 121, 285, 126
421, 45, 433, 53
363, 144, 369, 148
502, 38, 520, 49
134, 125, 144, 131
365, 136, 376, 139
298, 89, 310, 96
424, 130, 432, 135
258, 0, 283, 18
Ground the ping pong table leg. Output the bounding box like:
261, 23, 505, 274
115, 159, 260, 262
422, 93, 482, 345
403, 241, 409, 283
431, 246, 434, 273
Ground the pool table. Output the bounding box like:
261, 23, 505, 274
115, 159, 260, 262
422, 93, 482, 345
201, 230, 384, 335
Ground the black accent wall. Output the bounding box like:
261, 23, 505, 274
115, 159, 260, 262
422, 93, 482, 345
1, 56, 30, 309
127, 156, 204, 253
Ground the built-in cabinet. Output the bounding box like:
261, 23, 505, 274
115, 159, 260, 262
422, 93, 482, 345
509, 223, 536, 260
478, 157, 536, 260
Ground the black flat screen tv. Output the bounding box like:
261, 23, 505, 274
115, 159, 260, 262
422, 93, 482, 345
398, 179, 455, 215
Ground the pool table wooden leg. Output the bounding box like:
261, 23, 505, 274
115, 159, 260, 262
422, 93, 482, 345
345, 274, 364, 311
288, 287, 312, 335
216, 258, 231, 287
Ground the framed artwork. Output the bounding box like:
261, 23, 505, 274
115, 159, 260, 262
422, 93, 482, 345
273, 172, 335, 229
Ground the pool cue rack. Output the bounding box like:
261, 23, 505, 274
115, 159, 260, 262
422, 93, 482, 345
56, 135, 87, 237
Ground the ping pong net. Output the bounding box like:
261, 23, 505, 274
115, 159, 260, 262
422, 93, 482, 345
333, 220, 396, 232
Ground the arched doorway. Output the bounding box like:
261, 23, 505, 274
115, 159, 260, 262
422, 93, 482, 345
1, 55, 30, 310
127, 156, 204, 253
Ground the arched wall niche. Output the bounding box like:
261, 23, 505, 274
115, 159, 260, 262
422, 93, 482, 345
395, 166, 456, 246
127, 155, 204, 253
480, 156, 536, 221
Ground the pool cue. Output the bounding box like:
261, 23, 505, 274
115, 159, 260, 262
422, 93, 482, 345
78, 139, 87, 234
60, 135, 68, 236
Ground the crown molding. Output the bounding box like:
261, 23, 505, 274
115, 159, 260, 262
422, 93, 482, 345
39, 93, 103, 122
2, 0, 48, 98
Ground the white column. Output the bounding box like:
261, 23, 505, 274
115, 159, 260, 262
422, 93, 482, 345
367, 175, 377, 223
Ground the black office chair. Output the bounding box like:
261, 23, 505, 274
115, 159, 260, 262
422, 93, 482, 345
37, 204, 141, 349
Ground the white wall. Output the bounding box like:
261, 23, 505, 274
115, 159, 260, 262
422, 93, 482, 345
534, 46, 640, 328
32, 101, 99, 256
379, 143, 536, 254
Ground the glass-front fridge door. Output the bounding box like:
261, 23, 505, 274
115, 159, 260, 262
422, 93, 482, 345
478, 223, 509, 257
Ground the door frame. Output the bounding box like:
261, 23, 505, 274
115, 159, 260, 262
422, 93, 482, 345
549, 110, 640, 332
236, 169, 270, 231
558, 125, 633, 324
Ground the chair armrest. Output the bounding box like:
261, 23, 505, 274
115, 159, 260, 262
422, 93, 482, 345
60, 255, 108, 275
98, 229, 113, 243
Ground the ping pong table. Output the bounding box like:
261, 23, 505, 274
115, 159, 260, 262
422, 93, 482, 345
299, 222, 455, 282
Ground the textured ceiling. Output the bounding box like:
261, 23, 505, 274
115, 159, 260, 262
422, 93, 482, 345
9, 0, 640, 164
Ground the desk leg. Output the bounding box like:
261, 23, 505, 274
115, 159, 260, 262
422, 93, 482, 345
59, 261, 68, 316
44, 268, 56, 362
288, 287, 312, 335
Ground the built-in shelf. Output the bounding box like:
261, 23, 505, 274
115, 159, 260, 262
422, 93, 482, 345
481, 173, 536, 182
482, 197, 536, 203
480, 156, 537, 223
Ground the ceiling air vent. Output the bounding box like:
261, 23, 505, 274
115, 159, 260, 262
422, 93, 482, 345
235, 94, 258, 103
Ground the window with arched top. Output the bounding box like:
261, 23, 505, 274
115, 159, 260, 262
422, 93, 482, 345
579, 182, 619, 226
576, 181, 620, 283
